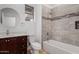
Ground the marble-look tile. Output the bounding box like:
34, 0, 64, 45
42, 5, 79, 47
75, 39, 79, 46
52, 12, 79, 20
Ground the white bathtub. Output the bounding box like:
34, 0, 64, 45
43, 40, 79, 54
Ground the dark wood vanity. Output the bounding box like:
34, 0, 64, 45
0, 35, 28, 54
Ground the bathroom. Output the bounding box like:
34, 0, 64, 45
1, 0, 79, 59
1, 4, 79, 54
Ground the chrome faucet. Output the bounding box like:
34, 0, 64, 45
6, 29, 9, 35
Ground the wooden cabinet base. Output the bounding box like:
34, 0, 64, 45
0, 35, 27, 54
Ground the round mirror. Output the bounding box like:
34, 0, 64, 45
1, 8, 20, 28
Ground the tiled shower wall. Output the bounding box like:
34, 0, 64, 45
42, 6, 52, 41
42, 18, 52, 41
52, 16, 79, 46
42, 4, 79, 47
52, 4, 79, 46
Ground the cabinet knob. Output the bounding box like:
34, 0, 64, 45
5, 40, 7, 42
23, 39, 24, 40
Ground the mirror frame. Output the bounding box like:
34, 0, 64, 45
1, 8, 20, 28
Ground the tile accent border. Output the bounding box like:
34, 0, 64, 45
42, 12, 79, 21
42, 16, 52, 20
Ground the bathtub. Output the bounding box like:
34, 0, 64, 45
43, 40, 79, 54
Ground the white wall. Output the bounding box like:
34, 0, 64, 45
35, 5, 42, 43
0, 4, 42, 43
0, 4, 25, 35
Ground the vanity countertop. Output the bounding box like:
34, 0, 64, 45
0, 33, 30, 38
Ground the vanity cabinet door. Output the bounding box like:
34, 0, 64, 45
16, 36, 27, 53
7, 38, 17, 53
1, 40, 7, 51
0, 39, 9, 53
0, 40, 1, 50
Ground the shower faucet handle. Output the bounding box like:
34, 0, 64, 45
46, 32, 49, 35
46, 32, 49, 40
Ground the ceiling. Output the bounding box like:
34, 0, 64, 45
43, 4, 65, 9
